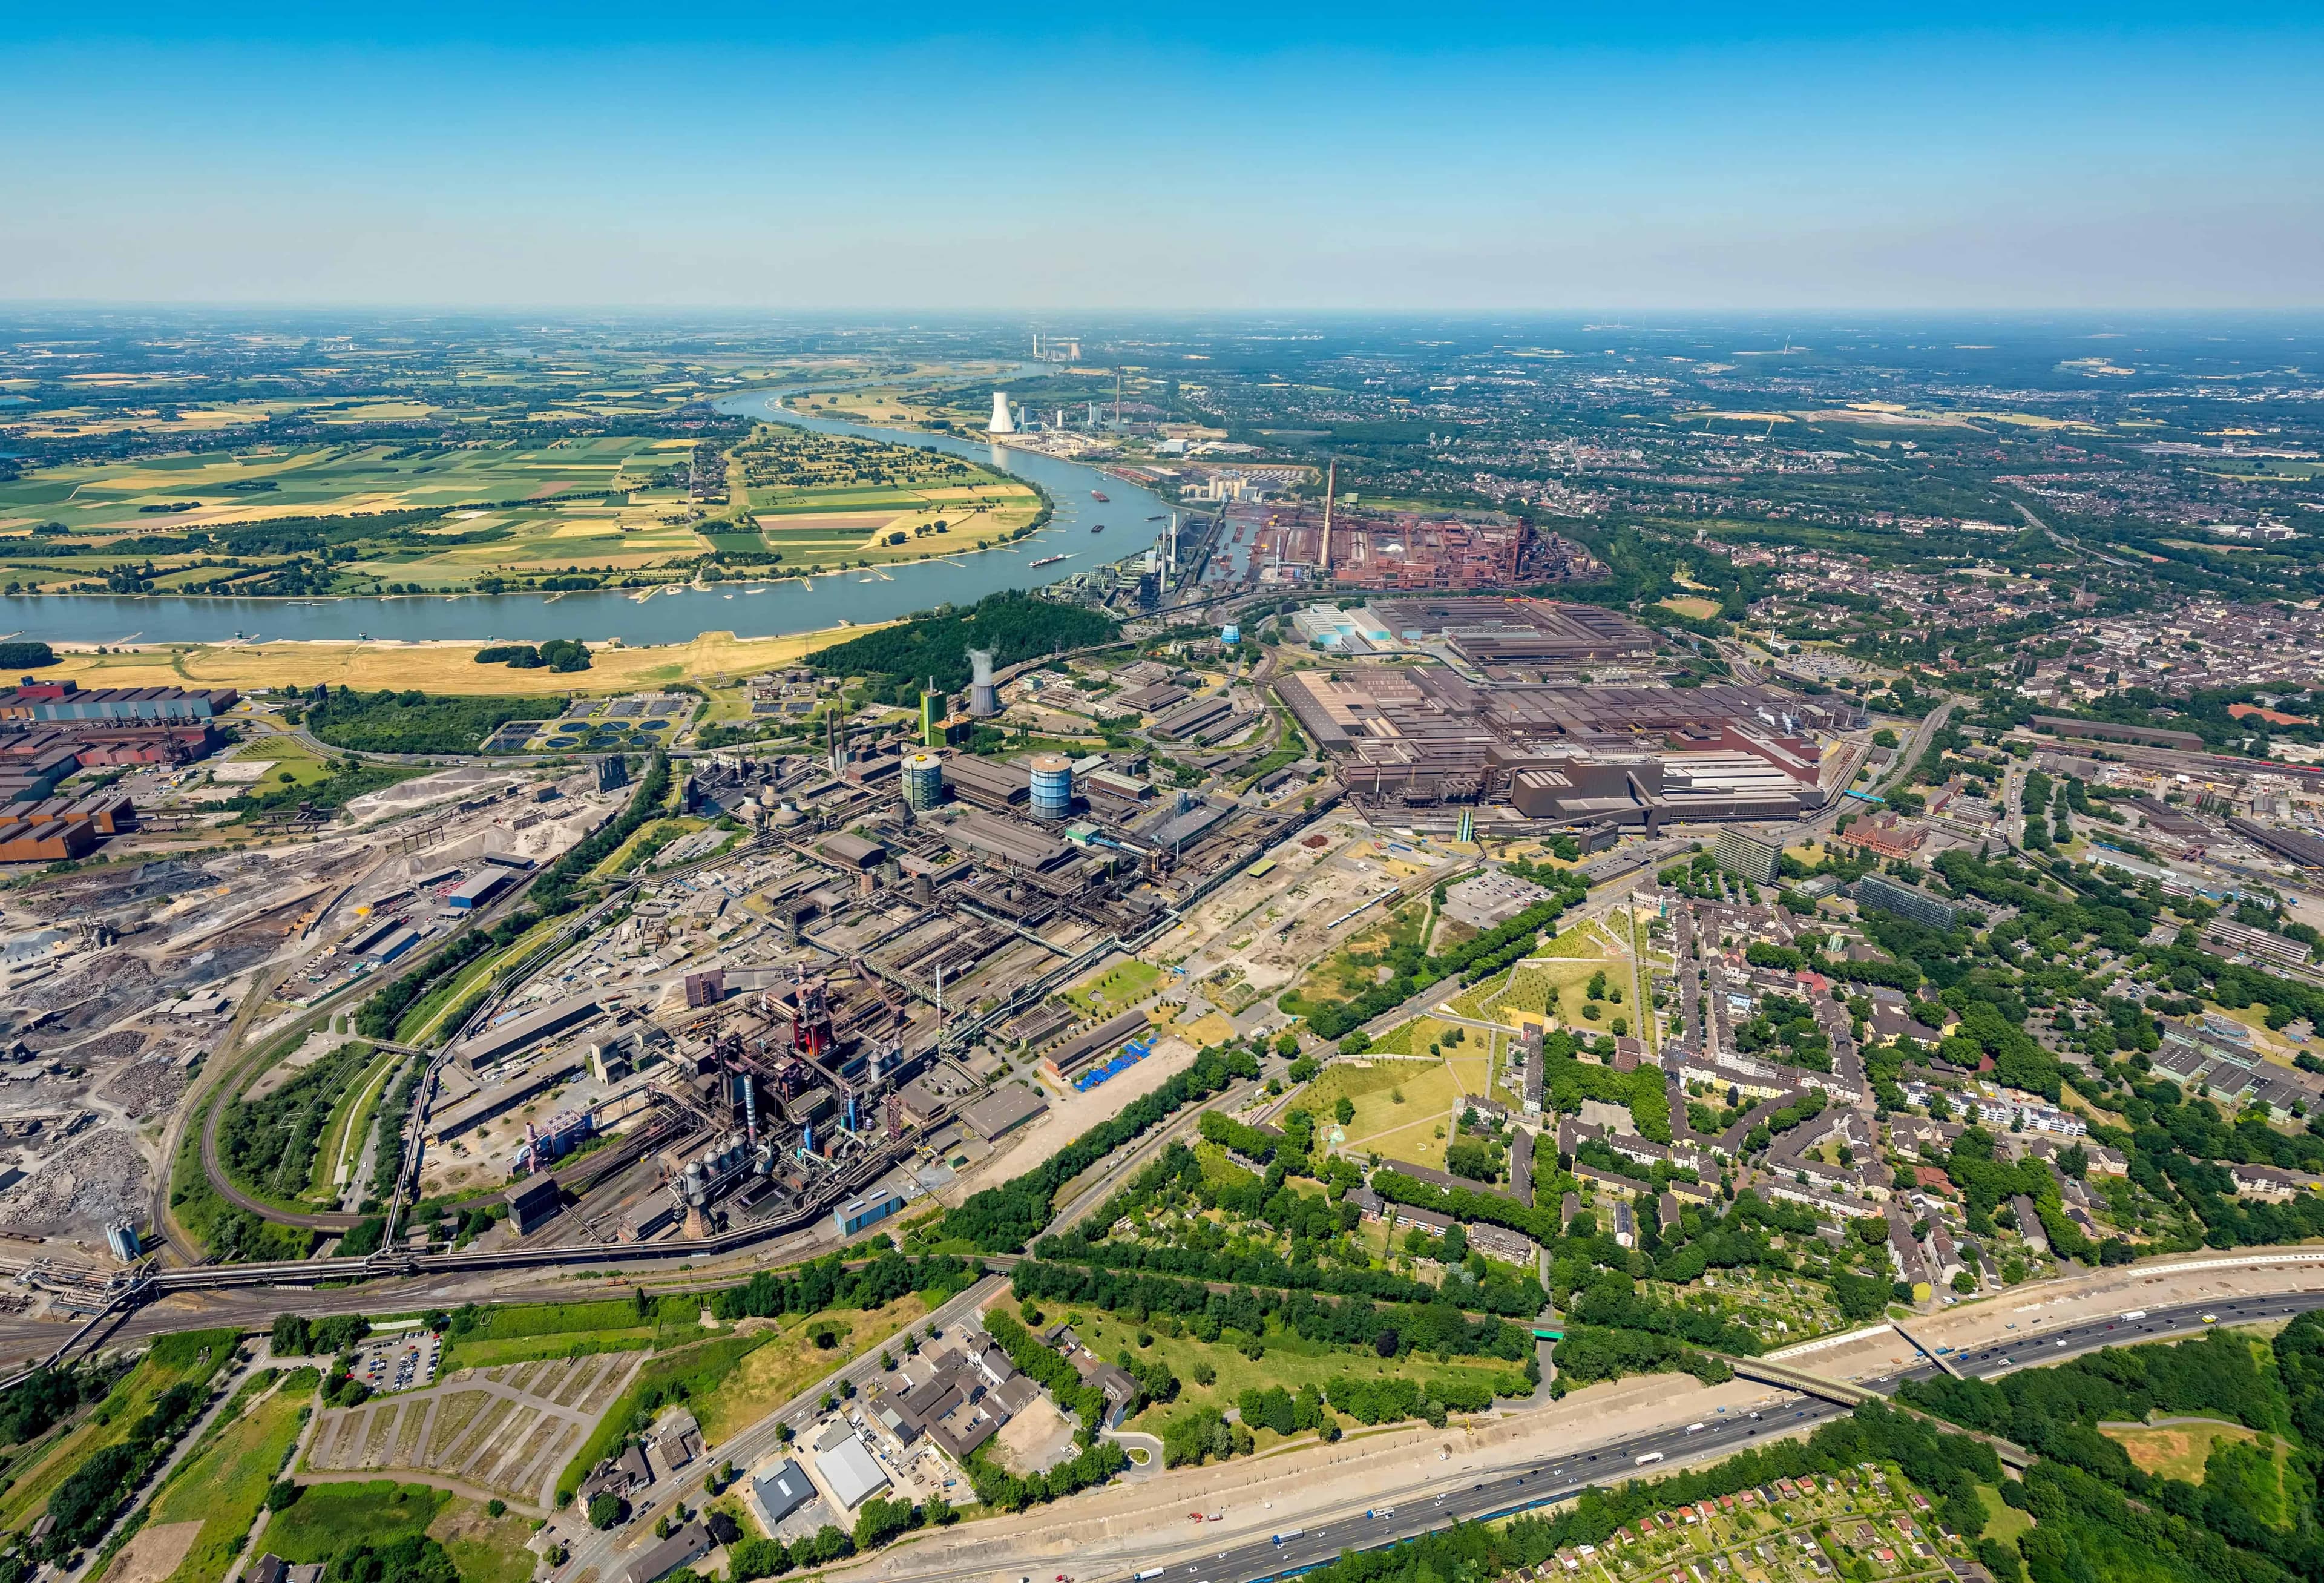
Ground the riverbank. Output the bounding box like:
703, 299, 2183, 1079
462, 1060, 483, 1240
0, 386, 1173, 647
21, 625, 881, 697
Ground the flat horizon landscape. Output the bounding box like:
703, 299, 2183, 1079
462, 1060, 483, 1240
5, 9, 2323, 1583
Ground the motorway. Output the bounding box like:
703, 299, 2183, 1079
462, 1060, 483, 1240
1082, 1288, 2324, 1583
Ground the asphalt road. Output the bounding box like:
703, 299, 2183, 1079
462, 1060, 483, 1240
1043, 1077, 1265, 1239
549, 1277, 1009, 1583
1129, 1289, 2324, 1583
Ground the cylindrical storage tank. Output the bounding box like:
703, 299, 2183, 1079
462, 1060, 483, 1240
901, 751, 945, 811
1028, 754, 1073, 821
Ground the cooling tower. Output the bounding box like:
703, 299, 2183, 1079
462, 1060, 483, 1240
967, 647, 1000, 717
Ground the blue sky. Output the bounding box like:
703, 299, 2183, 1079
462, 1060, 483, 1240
7, 2, 2320, 308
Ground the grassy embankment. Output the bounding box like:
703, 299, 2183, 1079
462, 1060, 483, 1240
264, 1481, 537, 1583
169, 1015, 326, 1262
548, 1294, 933, 1502
1066, 1305, 1515, 1452
0, 1329, 243, 1533
307, 1048, 404, 1206
139, 1368, 320, 1583
392, 913, 572, 1047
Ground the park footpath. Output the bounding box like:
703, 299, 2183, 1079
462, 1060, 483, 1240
67, 1343, 302, 1583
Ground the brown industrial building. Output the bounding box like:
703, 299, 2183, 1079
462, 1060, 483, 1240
0, 720, 222, 768
0, 815, 97, 863
2, 791, 133, 835
1277, 663, 1862, 826
0, 680, 238, 722
1366, 597, 1658, 670
1204, 501, 1600, 592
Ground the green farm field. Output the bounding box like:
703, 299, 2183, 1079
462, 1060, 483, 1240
731, 418, 1045, 571
0, 437, 694, 535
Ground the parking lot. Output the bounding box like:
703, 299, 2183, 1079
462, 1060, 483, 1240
356, 1329, 443, 1394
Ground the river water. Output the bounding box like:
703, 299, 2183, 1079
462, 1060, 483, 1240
0, 388, 1175, 646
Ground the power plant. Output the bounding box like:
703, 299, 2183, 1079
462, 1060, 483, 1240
988, 392, 1016, 434
967, 648, 1000, 717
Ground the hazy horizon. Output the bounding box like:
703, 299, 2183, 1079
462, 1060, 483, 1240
8, 1, 2322, 310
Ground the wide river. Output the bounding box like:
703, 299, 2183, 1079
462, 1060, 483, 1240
0, 388, 1178, 646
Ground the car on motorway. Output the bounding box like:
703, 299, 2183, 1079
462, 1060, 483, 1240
2203, 1314, 2217, 1324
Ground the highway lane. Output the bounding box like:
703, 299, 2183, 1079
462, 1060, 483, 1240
1112, 1288, 2324, 1583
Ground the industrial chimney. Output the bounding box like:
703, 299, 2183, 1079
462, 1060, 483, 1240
1321, 458, 1336, 580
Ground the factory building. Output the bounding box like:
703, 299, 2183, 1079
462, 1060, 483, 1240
0, 816, 97, 863
834, 1184, 909, 1237
446, 869, 514, 910
0, 681, 239, 722
452, 993, 605, 1070
942, 754, 1031, 812
1278, 660, 1857, 824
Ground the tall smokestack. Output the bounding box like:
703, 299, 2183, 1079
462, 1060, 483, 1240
1321, 459, 1336, 579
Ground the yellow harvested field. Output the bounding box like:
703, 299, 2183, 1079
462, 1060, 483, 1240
97, 1521, 205, 1583
758, 510, 891, 536
27, 625, 885, 696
